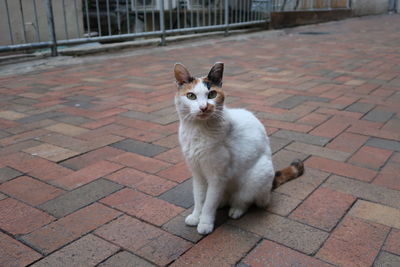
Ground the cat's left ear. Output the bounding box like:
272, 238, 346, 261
174, 63, 193, 87
207, 62, 224, 87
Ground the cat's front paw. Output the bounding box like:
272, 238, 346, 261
185, 214, 200, 226
197, 222, 214, 235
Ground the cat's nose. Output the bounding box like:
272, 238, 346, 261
200, 106, 208, 112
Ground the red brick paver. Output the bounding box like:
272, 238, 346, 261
0, 14, 399, 266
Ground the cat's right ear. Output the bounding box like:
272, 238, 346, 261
174, 63, 193, 87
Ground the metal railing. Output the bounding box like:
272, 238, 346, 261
0, 0, 350, 55
0, 0, 270, 55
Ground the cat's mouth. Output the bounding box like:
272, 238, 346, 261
197, 112, 212, 120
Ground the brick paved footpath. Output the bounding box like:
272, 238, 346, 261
0, 14, 399, 266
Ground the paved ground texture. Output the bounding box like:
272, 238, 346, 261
1, 14, 400, 267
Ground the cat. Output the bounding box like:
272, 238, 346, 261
174, 62, 304, 235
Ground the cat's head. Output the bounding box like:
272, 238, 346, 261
174, 63, 225, 121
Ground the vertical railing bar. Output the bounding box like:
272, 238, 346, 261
220, 0, 223, 25
177, 0, 181, 28
197, 0, 200, 27
106, 0, 111, 35
151, 0, 155, 32
19, 0, 28, 43
202, 0, 205, 26
133, 0, 138, 33
62, 0, 69, 39
184, 0, 187, 28
46, 0, 58, 56
84, 0, 91, 37
32, 0, 41, 42
169, 0, 172, 30
126, 0, 130, 34
213, 0, 217, 25
73, 0, 81, 37
4, 0, 14, 45
143, 0, 147, 32
159, 0, 166, 45
208, 0, 211, 26
116, 0, 121, 34
224, 0, 228, 35
190, 0, 194, 28
95, 0, 102, 36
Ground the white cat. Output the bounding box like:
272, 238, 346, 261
174, 62, 304, 235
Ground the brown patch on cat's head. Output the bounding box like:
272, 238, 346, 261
176, 78, 201, 96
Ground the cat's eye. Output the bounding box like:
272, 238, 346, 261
186, 92, 197, 100
208, 90, 217, 99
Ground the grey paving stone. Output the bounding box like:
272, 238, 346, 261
54, 115, 93, 126
110, 139, 168, 157
119, 111, 159, 121
0, 192, 7, 200
162, 214, 203, 243
267, 192, 302, 216
12, 97, 39, 105
0, 130, 10, 139
65, 94, 99, 102
362, 109, 394, 123
98, 251, 156, 267
269, 136, 292, 154
274, 96, 330, 109
272, 130, 331, 146
229, 210, 329, 255
17, 111, 67, 124
64, 101, 96, 109
272, 149, 308, 171
39, 179, 123, 218
159, 179, 193, 208
323, 175, 400, 209
366, 137, 400, 152
373, 252, 400, 267
345, 102, 375, 113
0, 167, 22, 183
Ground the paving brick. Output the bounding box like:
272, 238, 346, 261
152, 133, 180, 148
32, 234, 119, 267
53, 160, 123, 189
106, 167, 176, 196
349, 200, 400, 229
45, 122, 89, 136
269, 136, 291, 154
297, 112, 329, 126
60, 146, 125, 170
384, 229, 400, 255
154, 147, 184, 164
159, 178, 194, 208
101, 188, 183, 226
274, 95, 330, 109
16, 111, 67, 124
272, 130, 331, 146
290, 187, 356, 231
286, 142, 351, 162
317, 216, 389, 267
373, 251, 400, 267
242, 239, 334, 267
0, 166, 22, 183
366, 137, 400, 152
272, 149, 308, 172
345, 102, 375, 113
230, 210, 328, 255
157, 162, 192, 183
309, 116, 350, 138
323, 175, 400, 209
0, 198, 55, 235
39, 178, 123, 218
162, 214, 203, 243
0, 232, 42, 267
98, 251, 156, 267
349, 145, 392, 170
171, 224, 260, 267
110, 138, 168, 157
22, 203, 121, 255
0, 193, 6, 200
0, 129, 49, 146
307, 156, 377, 182
267, 191, 302, 216
326, 132, 368, 153
275, 167, 329, 200
0, 110, 26, 120
0, 176, 64, 206
108, 152, 171, 174
95, 215, 192, 266
363, 108, 394, 123
262, 119, 313, 133
23, 143, 79, 162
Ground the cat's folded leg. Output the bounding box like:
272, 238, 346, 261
185, 174, 206, 226
197, 179, 225, 235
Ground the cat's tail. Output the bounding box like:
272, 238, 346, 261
272, 159, 305, 189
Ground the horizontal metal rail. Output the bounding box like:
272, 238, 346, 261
0, 0, 349, 55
